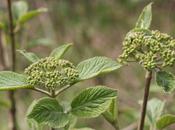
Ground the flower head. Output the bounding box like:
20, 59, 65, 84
118, 29, 175, 70
25, 57, 79, 89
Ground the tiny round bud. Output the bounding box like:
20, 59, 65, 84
118, 29, 175, 70
25, 57, 79, 89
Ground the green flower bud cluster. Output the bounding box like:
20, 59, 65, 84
119, 29, 175, 70
25, 57, 79, 89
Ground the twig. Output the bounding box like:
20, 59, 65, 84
137, 71, 152, 130
7, 0, 16, 71
6, 0, 18, 129
30, 88, 52, 97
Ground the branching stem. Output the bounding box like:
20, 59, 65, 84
30, 88, 52, 97
30, 84, 73, 97
138, 71, 152, 130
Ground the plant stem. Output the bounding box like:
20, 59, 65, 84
7, 0, 16, 71
110, 121, 120, 130
51, 90, 56, 130
103, 114, 120, 130
137, 71, 152, 130
6, 0, 17, 130
30, 88, 52, 97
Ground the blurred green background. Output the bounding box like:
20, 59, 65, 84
0, 0, 175, 130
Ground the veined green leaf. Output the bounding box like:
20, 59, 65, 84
17, 50, 40, 63
156, 114, 175, 129
27, 119, 43, 130
135, 2, 152, 29
27, 97, 69, 128
18, 8, 47, 25
156, 71, 175, 92
12, 1, 28, 20
71, 86, 117, 118
147, 98, 165, 125
0, 71, 31, 90
77, 57, 121, 80
50, 43, 73, 59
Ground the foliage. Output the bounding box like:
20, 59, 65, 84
0, 71, 32, 90
156, 114, 175, 129
135, 2, 152, 29
146, 98, 165, 130
27, 97, 69, 128
0, 43, 120, 129
71, 86, 117, 118
1, 1, 175, 130
0, 1, 47, 33
77, 56, 121, 80
156, 71, 175, 92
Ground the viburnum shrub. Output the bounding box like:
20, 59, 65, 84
1, 2, 175, 130
0, 43, 121, 130
118, 3, 175, 130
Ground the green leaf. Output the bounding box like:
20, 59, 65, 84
71, 86, 117, 118
50, 43, 73, 59
135, 2, 152, 29
17, 50, 40, 63
12, 1, 28, 20
77, 57, 121, 80
27, 97, 69, 128
147, 98, 165, 125
27, 119, 43, 130
103, 98, 118, 122
156, 71, 175, 92
156, 114, 175, 129
18, 8, 47, 25
0, 71, 31, 90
